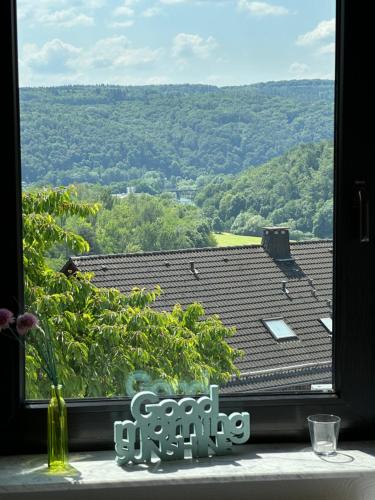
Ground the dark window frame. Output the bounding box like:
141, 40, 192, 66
1, 0, 375, 454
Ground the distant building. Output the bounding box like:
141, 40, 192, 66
111, 186, 136, 199
62, 228, 332, 393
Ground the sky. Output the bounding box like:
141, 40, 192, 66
17, 0, 336, 87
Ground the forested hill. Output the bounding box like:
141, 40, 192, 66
20, 80, 334, 187
195, 141, 333, 239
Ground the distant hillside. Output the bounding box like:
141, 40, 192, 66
20, 80, 334, 186
195, 141, 333, 239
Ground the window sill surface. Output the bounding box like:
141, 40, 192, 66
1, 441, 375, 500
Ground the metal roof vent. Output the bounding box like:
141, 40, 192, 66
308, 278, 318, 298
261, 227, 293, 261
190, 261, 199, 279
282, 279, 291, 297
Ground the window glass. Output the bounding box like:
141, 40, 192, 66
16, 0, 336, 399
263, 319, 297, 340
320, 317, 333, 333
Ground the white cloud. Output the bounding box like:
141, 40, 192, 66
317, 42, 335, 55
159, 0, 221, 4
19, 35, 162, 86
289, 62, 310, 78
172, 33, 217, 60
296, 19, 335, 46
38, 8, 94, 28
79, 74, 171, 85
17, 0, 61, 22
21, 39, 81, 74
114, 4, 135, 16
110, 20, 135, 28
114, 48, 160, 67
160, 0, 187, 4
113, 0, 140, 15
74, 36, 160, 70
288, 61, 334, 80
238, 1, 288, 16
81, 0, 107, 7
17, 0, 100, 27
142, 6, 161, 17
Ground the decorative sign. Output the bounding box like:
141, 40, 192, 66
114, 385, 250, 464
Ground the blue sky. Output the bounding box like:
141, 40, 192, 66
17, 0, 335, 87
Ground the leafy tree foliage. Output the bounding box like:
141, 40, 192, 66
195, 141, 333, 239
23, 187, 240, 399
231, 213, 271, 237
95, 193, 216, 254
20, 81, 334, 188
45, 188, 216, 268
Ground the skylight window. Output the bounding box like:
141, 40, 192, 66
262, 318, 297, 341
320, 317, 332, 334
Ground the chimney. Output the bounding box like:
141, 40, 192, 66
261, 227, 292, 261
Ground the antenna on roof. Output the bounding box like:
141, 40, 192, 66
190, 261, 199, 279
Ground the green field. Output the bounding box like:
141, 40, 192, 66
213, 232, 262, 247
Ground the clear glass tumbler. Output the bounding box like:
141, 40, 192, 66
307, 414, 341, 456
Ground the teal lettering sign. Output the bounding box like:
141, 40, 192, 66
114, 385, 250, 464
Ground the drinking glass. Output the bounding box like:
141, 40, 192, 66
307, 414, 341, 456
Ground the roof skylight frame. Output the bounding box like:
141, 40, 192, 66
262, 317, 298, 341
320, 317, 333, 334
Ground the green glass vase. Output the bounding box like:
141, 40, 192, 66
47, 384, 69, 471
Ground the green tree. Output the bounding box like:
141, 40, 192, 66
20, 81, 334, 187
312, 199, 333, 238
231, 212, 271, 236
95, 193, 216, 253
212, 216, 224, 233
23, 187, 240, 399
196, 141, 334, 239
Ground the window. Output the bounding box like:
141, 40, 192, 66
320, 317, 332, 334
262, 319, 297, 341
15, 0, 336, 399
1, 0, 375, 453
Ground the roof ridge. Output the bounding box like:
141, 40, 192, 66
71, 239, 333, 261
238, 360, 332, 378
290, 239, 332, 246
71, 244, 264, 260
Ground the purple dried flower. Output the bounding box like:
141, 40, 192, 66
0, 308, 15, 330
16, 313, 38, 336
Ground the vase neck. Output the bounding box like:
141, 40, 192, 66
51, 384, 63, 398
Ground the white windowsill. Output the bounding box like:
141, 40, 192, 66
2, 441, 375, 500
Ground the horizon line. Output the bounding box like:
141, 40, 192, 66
19, 78, 335, 90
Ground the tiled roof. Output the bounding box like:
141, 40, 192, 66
221, 362, 331, 393
65, 240, 333, 393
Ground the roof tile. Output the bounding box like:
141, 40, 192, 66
69, 240, 333, 393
